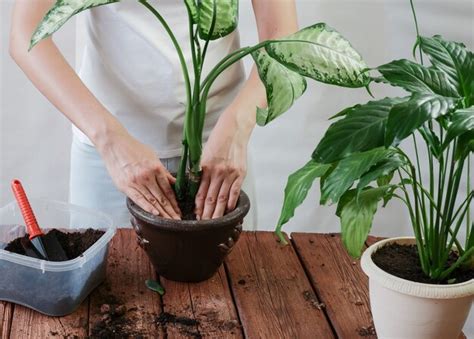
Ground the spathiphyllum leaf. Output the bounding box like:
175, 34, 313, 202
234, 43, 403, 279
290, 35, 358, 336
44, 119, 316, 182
443, 107, 474, 147
275, 160, 331, 239
377, 59, 459, 97
252, 49, 307, 126
313, 97, 406, 163
455, 131, 474, 160
184, 0, 199, 23
420, 35, 474, 98
266, 23, 370, 88
356, 154, 405, 192
30, 0, 118, 50
321, 147, 394, 204
340, 186, 394, 258
198, 0, 238, 40
385, 94, 459, 147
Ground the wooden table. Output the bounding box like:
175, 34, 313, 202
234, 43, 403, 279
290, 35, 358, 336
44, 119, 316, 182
0, 230, 464, 338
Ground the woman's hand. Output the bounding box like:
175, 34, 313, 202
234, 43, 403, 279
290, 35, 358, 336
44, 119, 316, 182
195, 112, 251, 220
97, 130, 181, 220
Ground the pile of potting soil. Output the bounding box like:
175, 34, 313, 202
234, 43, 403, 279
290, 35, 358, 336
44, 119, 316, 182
372, 243, 474, 284
4, 228, 105, 261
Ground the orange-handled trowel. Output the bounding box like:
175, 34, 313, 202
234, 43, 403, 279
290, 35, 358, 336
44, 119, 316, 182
11, 179, 67, 261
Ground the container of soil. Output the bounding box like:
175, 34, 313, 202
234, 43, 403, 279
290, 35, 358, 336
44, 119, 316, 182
0, 198, 115, 316
127, 191, 250, 282
361, 237, 474, 339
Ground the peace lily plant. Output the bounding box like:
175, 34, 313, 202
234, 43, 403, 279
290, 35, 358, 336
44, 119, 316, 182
30, 0, 369, 201
275, 2, 474, 283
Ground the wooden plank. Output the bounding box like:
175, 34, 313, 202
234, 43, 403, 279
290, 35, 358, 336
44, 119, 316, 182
366, 236, 385, 247
9, 302, 88, 338
0, 302, 13, 339
292, 233, 376, 339
226, 232, 335, 339
89, 229, 162, 338
159, 266, 243, 338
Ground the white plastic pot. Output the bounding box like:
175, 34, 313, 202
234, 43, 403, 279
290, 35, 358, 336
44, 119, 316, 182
361, 237, 473, 339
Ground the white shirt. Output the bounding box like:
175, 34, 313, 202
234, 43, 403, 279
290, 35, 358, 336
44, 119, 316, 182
74, 0, 245, 157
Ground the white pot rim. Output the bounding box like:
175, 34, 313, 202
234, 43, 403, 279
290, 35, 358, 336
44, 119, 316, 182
361, 237, 474, 299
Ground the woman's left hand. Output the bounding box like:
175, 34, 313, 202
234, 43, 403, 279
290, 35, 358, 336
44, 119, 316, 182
195, 111, 251, 220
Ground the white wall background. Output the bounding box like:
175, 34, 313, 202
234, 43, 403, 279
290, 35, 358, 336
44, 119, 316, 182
1, 0, 473, 334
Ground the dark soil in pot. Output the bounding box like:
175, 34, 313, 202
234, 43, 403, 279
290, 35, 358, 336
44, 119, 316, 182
127, 191, 250, 282
4, 228, 105, 261
372, 243, 474, 284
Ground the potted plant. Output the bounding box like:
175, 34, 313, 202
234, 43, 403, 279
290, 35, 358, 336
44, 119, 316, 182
274, 2, 473, 338
30, 0, 370, 282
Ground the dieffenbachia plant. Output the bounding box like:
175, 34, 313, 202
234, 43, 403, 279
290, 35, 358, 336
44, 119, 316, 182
275, 3, 474, 281
30, 0, 369, 199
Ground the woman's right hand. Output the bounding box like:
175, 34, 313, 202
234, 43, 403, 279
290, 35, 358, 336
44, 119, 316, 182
97, 130, 181, 220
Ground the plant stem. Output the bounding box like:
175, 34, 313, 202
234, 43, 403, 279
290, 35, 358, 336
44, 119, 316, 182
140, 0, 193, 198
409, 0, 424, 64
439, 247, 474, 281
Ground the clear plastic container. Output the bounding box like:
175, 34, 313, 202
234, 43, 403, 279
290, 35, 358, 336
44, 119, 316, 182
0, 198, 115, 316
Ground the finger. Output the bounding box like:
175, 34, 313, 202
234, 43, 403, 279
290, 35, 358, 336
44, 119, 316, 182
155, 174, 181, 218
127, 188, 160, 216
195, 171, 211, 220
227, 177, 243, 212
133, 185, 172, 219
145, 178, 179, 220
167, 172, 177, 184
202, 175, 224, 220
212, 179, 233, 219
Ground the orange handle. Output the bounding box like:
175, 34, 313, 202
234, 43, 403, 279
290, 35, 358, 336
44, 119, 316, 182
11, 179, 44, 240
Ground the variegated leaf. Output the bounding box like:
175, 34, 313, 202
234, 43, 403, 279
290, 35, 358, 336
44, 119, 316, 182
266, 23, 370, 88
30, 0, 118, 50
198, 0, 238, 41
184, 0, 199, 23
252, 49, 307, 126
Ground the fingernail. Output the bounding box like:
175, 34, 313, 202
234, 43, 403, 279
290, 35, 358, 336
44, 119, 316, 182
196, 215, 201, 221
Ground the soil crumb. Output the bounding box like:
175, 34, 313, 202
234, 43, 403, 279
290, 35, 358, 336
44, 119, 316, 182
302, 290, 325, 310
372, 243, 474, 284
90, 292, 142, 338
4, 228, 105, 261
156, 312, 201, 338
358, 325, 376, 336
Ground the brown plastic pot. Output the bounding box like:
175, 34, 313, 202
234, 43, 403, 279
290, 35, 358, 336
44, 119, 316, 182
127, 191, 250, 282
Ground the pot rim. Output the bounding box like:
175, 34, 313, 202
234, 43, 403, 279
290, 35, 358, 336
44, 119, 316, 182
126, 190, 251, 232
361, 237, 474, 299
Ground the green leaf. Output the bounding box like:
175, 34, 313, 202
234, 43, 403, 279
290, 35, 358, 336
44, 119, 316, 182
30, 0, 118, 50
418, 125, 442, 158
336, 189, 356, 217
455, 131, 474, 160
340, 186, 393, 258
145, 279, 165, 295
198, 0, 238, 40
184, 0, 199, 23
420, 35, 474, 98
357, 154, 405, 192
252, 49, 307, 126
275, 160, 331, 240
266, 23, 370, 88
385, 94, 459, 147
321, 147, 394, 204
377, 59, 459, 97
443, 107, 474, 147
313, 97, 406, 163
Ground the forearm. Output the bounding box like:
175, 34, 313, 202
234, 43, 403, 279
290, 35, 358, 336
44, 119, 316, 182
221, 0, 298, 139
9, 0, 126, 151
